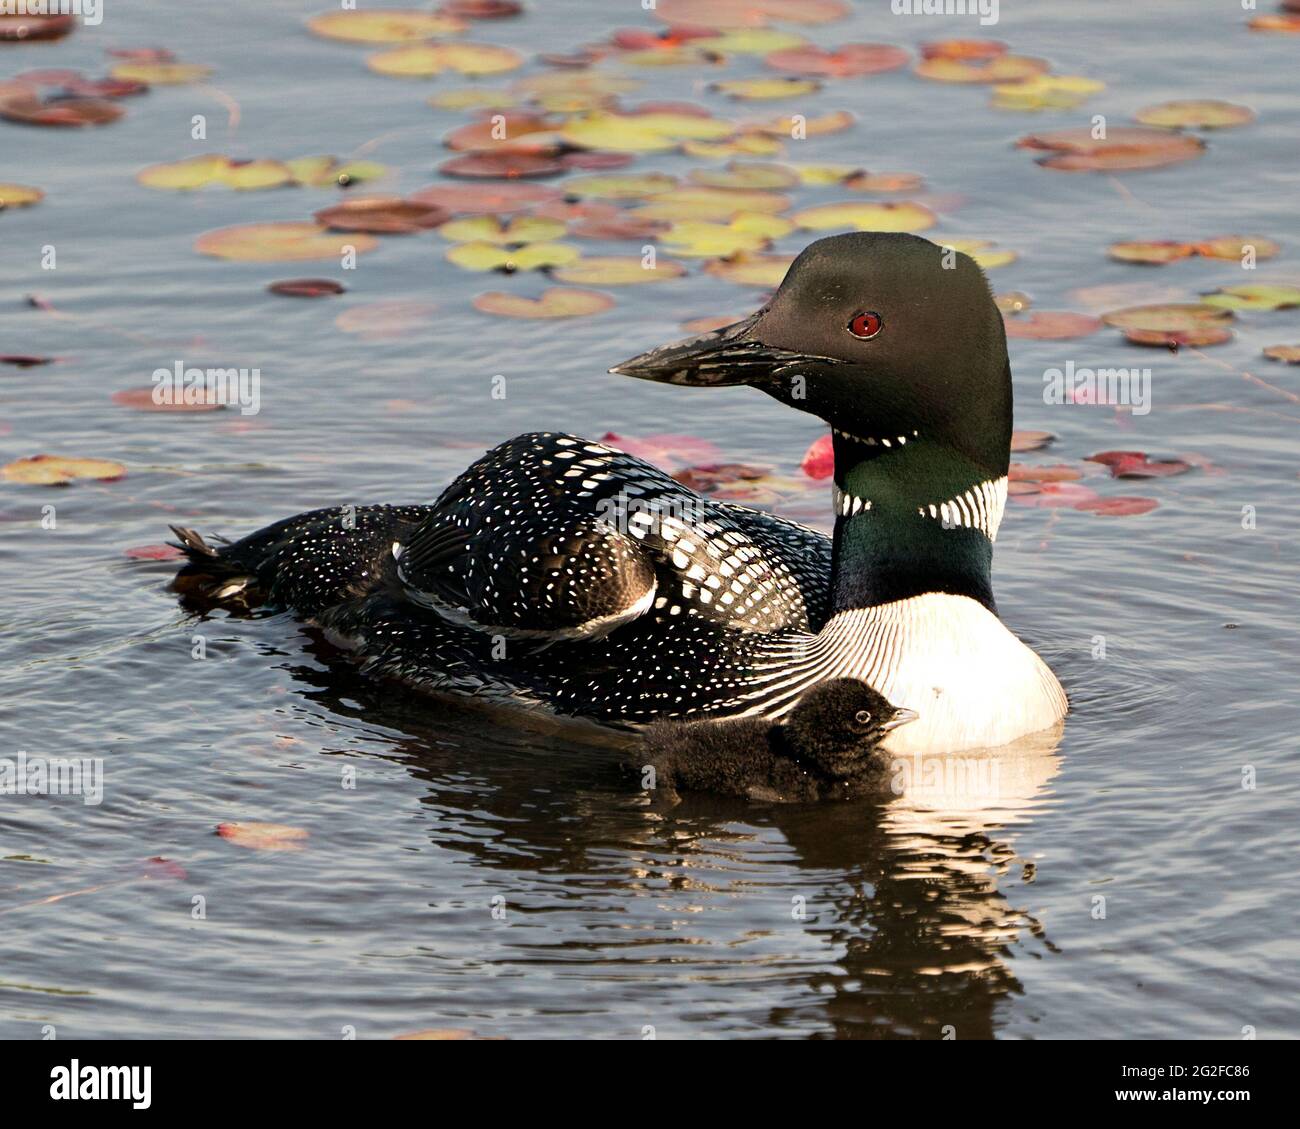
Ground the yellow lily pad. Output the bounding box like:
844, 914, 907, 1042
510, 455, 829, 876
1108, 240, 1196, 265
194, 222, 379, 261
137, 154, 294, 191
632, 187, 790, 222
688, 161, 799, 189
1134, 100, 1256, 129
682, 134, 784, 158
1100, 303, 1234, 332
703, 252, 796, 287
713, 77, 821, 100
1262, 344, 1300, 364
707, 28, 809, 54
563, 172, 678, 199
992, 74, 1105, 111
109, 62, 213, 85
446, 241, 579, 272
0, 183, 43, 208
367, 41, 522, 77
792, 164, 859, 185
660, 213, 794, 258
438, 215, 567, 244
943, 239, 1018, 269
473, 287, 614, 318
845, 171, 924, 193
1194, 235, 1280, 261
915, 54, 1048, 83
748, 109, 855, 136
561, 112, 733, 153
429, 87, 518, 110
1199, 284, 1300, 311
792, 200, 936, 233
550, 256, 688, 285
284, 156, 389, 187
3, 455, 126, 486
306, 9, 465, 43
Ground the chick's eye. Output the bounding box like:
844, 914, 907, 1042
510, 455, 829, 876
853, 710, 872, 727
848, 311, 883, 340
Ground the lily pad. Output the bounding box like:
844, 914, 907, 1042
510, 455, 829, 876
109, 62, 213, 84
748, 109, 854, 136
654, 0, 849, 27
1200, 284, 1300, 311
284, 156, 390, 187
1010, 430, 1055, 453
1018, 127, 1205, 172
1194, 235, 1280, 261
2, 455, 126, 486
111, 387, 223, 413
703, 252, 796, 286
314, 196, 449, 233
765, 43, 909, 77
335, 300, 439, 338
0, 93, 123, 127
550, 256, 687, 285
0, 13, 76, 41
0, 183, 43, 209
791, 200, 936, 232
563, 172, 678, 199
1134, 100, 1255, 129
267, 278, 347, 298
688, 162, 799, 190
1262, 344, 1300, 364
438, 214, 567, 244
137, 155, 294, 191
712, 78, 822, 101
472, 288, 614, 318
992, 74, 1105, 111
659, 213, 793, 258
446, 241, 579, 272
367, 41, 523, 77
1101, 303, 1234, 332
195, 222, 379, 261
439, 152, 565, 178
1075, 496, 1159, 517
1004, 311, 1102, 339
216, 822, 308, 852
1086, 451, 1191, 479
915, 54, 1048, 83
409, 181, 561, 214
844, 171, 924, 193
306, 9, 466, 43
1108, 240, 1196, 265
1123, 326, 1233, 348
632, 187, 790, 222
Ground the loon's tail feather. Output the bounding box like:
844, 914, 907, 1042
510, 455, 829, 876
168, 525, 262, 608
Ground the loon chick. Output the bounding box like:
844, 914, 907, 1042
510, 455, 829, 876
170, 231, 1067, 752
639, 679, 918, 803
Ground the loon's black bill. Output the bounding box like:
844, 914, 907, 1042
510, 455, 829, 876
610, 314, 828, 387
881, 707, 920, 733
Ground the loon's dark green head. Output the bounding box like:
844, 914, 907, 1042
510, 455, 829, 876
610, 231, 1012, 480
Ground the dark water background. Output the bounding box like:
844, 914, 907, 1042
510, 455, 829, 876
1, 0, 1297, 1038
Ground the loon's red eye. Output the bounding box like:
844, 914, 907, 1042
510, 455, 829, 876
848, 311, 883, 340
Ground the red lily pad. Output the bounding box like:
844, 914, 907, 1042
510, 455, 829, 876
314, 196, 450, 234
600, 431, 720, 471
800, 433, 834, 479
1011, 481, 1101, 508
472, 287, 614, 318
438, 152, 566, 179
1263, 344, 1300, 364
0, 14, 76, 41
267, 278, 347, 298
1086, 451, 1191, 478
1010, 463, 1083, 483
1074, 496, 1160, 517
440, 0, 524, 17
1123, 326, 1233, 348
125, 544, 185, 561
216, 822, 309, 852
560, 151, 636, 171
1010, 429, 1055, 453
111, 387, 224, 412
1004, 311, 1102, 340
1017, 127, 1205, 172
0, 93, 124, 128
766, 43, 909, 77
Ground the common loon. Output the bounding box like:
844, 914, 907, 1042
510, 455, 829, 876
639, 678, 918, 803
171, 231, 1067, 753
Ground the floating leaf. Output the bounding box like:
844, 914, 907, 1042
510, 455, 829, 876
792, 200, 936, 232
601, 430, 720, 470
0, 183, 43, 209
707, 28, 808, 54
0, 13, 75, 41
439, 152, 565, 178
1263, 344, 1300, 364
409, 181, 561, 214
446, 241, 579, 272
1018, 127, 1205, 172
793, 163, 859, 185
1108, 240, 1196, 265
306, 9, 465, 43
563, 172, 677, 199
920, 40, 1007, 61
439, 214, 567, 244
1004, 311, 1101, 339
442, 0, 523, 16
472, 287, 614, 318
284, 156, 390, 187
683, 134, 784, 158
1074, 497, 1159, 516
125, 544, 185, 561
367, 41, 523, 77
195, 222, 379, 261
766, 43, 908, 77
1010, 430, 1055, 453
703, 252, 795, 286
111, 387, 225, 412
748, 109, 854, 136
442, 113, 559, 153
632, 186, 790, 222
688, 162, 798, 190
137, 155, 294, 191
1101, 303, 1233, 332
0, 93, 123, 127
1134, 100, 1255, 130
1200, 283, 1300, 311
713, 78, 821, 100
992, 74, 1105, 111
1195, 235, 1280, 261
1086, 451, 1191, 479
1123, 326, 1233, 348
1249, 13, 1300, 32
315, 196, 449, 233
800, 433, 833, 479
551, 256, 687, 285
109, 62, 213, 84
429, 86, 518, 110
216, 822, 308, 852
1010, 463, 1084, 484
916, 54, 1048, 83
3, 455, 126, 485
844, 170, 924, 193
267, 278, 347, 298
659, 213, 793, 257
1011, 481, 1101, 508
1, 354, 53, 367
335, 300, 439, 339
561, 111, 732, 152
653, 0, 849, 28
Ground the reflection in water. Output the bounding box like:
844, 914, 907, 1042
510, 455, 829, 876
287, 634, 1063, 1039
